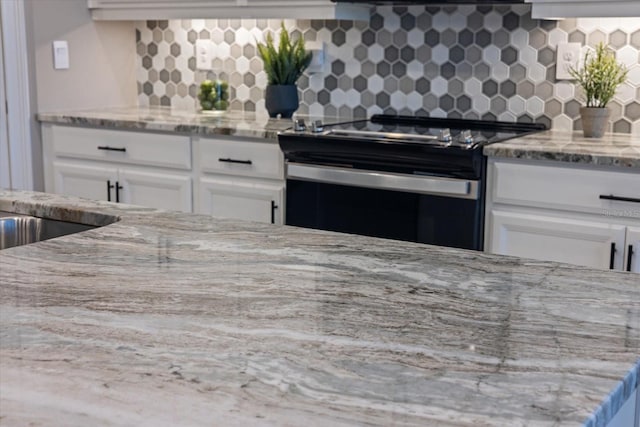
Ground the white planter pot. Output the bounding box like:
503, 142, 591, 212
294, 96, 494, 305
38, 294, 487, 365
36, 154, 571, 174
579, 107, 610, 138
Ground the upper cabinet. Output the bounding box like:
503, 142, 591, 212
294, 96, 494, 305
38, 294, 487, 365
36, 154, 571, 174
525, 0, 640, 18
87, 0, 371, 20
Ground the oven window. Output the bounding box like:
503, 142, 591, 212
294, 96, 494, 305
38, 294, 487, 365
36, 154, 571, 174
286, 179, 483, 250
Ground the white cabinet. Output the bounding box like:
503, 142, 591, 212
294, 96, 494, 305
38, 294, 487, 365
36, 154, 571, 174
485, 158, 640, 272
194, 136, 285, 225
626, 227, 640, 273
199, 177, 283, 225
52, 162, 117, 202
525, 0, 640, 18
43, 124, 193, 213
490, 210, 627, 270
42, 124, 287, 224
52, 162, 192, 212
117, 168, 191, 211
87, 0, 370, 20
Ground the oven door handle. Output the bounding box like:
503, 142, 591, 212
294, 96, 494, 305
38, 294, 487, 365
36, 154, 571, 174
286, 163, 479, 200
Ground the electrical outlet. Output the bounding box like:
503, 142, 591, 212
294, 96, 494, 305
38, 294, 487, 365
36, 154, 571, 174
556, 42, 581, 80
306, 42, 325, 74
195, 40, 213, 71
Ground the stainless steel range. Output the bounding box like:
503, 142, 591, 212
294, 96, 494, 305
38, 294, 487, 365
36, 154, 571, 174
278, 114, 546, 250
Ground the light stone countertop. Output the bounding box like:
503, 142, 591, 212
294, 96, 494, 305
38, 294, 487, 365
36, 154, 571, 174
37, 106, 297, 141
483, 130, 640, 169
38, 107, 640, 168
0, 190, 638, 427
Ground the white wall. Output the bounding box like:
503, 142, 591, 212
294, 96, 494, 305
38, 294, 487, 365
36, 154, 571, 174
0, 7, 10, 189
31, 0, 137, 112
2, 0, 138, 190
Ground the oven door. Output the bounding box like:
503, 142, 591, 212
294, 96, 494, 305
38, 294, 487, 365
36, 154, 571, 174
285, 163, 484, 250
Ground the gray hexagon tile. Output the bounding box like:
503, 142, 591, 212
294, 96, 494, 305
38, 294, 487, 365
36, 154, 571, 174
136, 7, 640, 134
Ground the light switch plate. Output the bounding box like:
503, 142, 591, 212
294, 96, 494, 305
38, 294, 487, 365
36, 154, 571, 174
52, 40, 69, 70
195, 40, 213, 71
556, 42, 581, 80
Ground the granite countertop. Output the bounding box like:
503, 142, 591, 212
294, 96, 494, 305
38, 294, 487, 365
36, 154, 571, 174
1, 190, 639, 426
37, 106, 297, 141
483, 130, 640, 169
38, 107, 640, 169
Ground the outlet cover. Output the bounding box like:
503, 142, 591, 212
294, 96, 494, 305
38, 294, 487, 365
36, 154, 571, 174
556, 42, 581, 80
195, 40, 213, 71
306, 42, 325, 74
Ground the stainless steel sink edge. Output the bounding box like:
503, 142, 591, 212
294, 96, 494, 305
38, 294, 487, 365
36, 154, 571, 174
0, 211, 101, 250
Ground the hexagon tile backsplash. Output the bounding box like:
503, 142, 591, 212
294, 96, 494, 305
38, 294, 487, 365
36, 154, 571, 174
136, 5, 640, 134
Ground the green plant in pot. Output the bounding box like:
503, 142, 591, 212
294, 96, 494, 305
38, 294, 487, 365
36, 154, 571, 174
568, 42, 628, 138
257, 23, 312, 119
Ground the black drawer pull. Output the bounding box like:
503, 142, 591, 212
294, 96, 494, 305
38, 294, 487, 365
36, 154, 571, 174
115, 182, 123, 203
599, 194, 640, 204
98, 145, 126, 152
610, 242, 617, 270
271, 200, 278, 224
218, 158, 252, 165
627, 244, 634, 272
107, 180, 114, 202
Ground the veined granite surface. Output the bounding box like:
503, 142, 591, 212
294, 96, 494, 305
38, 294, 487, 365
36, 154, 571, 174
39, 107, 640, 168
1, 190, 639, 427
484, 130, 640, 169
37, 106, 296, 141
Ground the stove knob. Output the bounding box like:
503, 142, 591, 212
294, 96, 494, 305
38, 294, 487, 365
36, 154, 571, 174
438, 128, 452, 143
293, 118, 306, 132
311, 120, 324, 133
458, 130, 474, 145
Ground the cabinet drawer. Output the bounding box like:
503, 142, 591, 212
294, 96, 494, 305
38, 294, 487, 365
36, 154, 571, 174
49, 125, 191, 170
198, 137, 284, 179
491, 160, 640, 217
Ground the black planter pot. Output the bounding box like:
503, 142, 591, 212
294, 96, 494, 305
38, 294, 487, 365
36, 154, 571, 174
265, 84, 299, 119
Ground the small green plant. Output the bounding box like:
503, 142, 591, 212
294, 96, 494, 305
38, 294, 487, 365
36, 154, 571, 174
568, 42, 628, 108
256, 23, 312, 86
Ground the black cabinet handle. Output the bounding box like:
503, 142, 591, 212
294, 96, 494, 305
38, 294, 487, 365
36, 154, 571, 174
609, 242, 617, 270
627, 244, 634, 272
98, 145, 127, 152
107, 180, 115, 202
115, 182, 123, 203
218, 157, 252, 165
271, 200, 278, 224
599, 194, 640, 204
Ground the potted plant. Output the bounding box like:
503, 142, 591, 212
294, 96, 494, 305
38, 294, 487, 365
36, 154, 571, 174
257, 23, 312, 119
568, 42, 628, 138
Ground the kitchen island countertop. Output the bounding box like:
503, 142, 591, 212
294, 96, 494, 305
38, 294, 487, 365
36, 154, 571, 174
0, 190, 638, 426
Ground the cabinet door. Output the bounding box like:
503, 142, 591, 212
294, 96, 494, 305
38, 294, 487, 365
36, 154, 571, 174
117, 168, 192, 213
489, 210, 627, 270
198, 176, 284, 225
624, 227, 640, 273
52, 161, 117, 202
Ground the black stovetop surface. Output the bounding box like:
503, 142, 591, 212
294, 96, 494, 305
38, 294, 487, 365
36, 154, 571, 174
292, 114, 545, 146
278, 115, 547, 180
